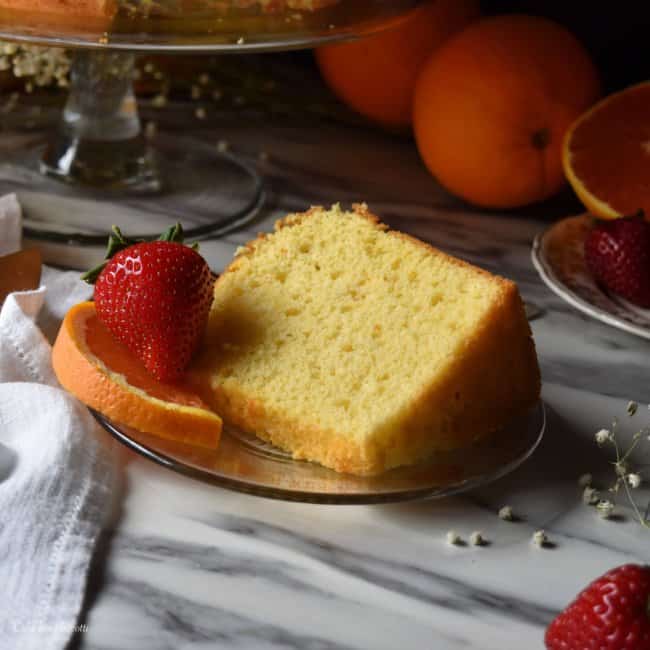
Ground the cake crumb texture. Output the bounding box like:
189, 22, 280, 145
196, 204, 540, 475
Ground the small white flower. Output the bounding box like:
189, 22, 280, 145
151, 94, 167, 108
446, 530, 462, 546
216, 140, 230, 153
596, 500, 615, 519
195, 107, 206, 120
582, 486, 600, 505
498, 505, 514, 521
532, 530, 548, 547
578, 473, 592, 488
236, 36, 245, 45
595, 429, 612, 445
615, 461, 628, 477
627, 401, 638, 416
469, 531, 485, 546
627, 473, 642, 489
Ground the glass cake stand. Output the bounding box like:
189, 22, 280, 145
0, 1, 419, 248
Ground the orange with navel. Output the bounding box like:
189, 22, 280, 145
52, 301, 222, 447
563, 81, 650, 219
315, 0, 480, 128
413, 15, 601, 209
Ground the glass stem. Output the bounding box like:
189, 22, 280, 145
41, 50, 160, 192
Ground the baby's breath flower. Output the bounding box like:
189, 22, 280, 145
615, 461, 628, 477
595, 429, 612, 445
469, 531, 485, 546
583, 486, 600, 505
446, 530, 462, 546
151, 94, 167, 108
0, 42, 70, 90
532, 530, 548, 547
596, 500, 615, 519
627, 401, 638, 416
578, 473, 592, 488
194, 106, 206, 120
498, 505, 514, 521
627, 473, 642, 489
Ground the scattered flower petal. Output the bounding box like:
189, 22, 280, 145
469, 531, 485, 546
627, 401, 638, 416
596, 500, 615, 519
498, 505, 514, 521
532, 530, 548, 547
446, 530, 462, 546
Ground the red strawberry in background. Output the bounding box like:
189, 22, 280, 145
545, 563, 650, 650
83, 224, 214, 382
584, 212, 650, 308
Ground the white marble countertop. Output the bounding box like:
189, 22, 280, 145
3, 106, 650, 650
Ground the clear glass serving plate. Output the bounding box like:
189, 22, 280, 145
93, 401, 546, 504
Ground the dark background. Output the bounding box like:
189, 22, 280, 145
481, 1, 649, 91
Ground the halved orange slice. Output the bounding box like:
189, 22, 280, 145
563, 81, 650, 219
52, 301, 222, 447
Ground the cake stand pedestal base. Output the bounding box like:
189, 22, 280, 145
21, 49, 265, 256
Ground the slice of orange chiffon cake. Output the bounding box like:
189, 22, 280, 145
191, 204, 540, 476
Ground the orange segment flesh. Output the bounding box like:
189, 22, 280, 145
52, 301, 222, 447
563, 81, 650, 219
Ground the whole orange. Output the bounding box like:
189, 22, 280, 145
413, 15, 601, 209
315, 0, 480, 128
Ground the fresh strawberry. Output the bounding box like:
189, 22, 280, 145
584, 212, 650, 308
545, 564, 650, 650
83, 224, 213, 382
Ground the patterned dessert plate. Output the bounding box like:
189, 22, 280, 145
92, 402, 545, 504
532, 214, 650, 340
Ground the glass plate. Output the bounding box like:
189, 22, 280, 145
0, 0, 420, 52
532, 214, 650, 340
92, 401, 546, 504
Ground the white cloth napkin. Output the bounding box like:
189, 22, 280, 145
0, 194, 117, 650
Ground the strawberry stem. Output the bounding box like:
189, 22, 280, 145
81, 223, 188, 284
157, 223, 185, 243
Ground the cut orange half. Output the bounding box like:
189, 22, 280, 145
563, 81, 650, 219
52, 301, 222, 447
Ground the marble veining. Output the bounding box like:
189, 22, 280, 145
1, 105, 649, 649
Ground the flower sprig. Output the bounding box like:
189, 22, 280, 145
583, 401, 650, 528
0, 41, 70, 91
